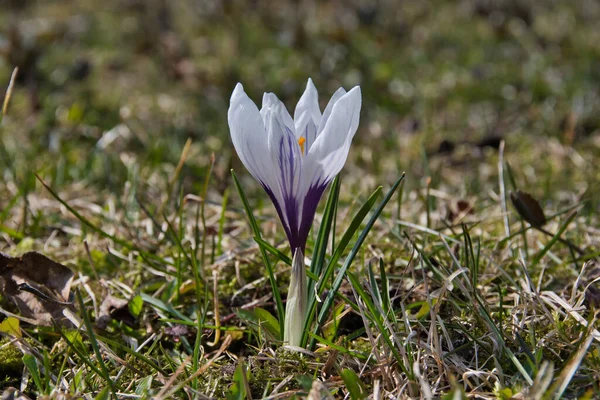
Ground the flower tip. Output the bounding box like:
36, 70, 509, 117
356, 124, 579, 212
348, 85, 362, 97
344, 86, 362, 110
233, 82, 244, 92
262, 92, 283, 112
231, 83, 246, 102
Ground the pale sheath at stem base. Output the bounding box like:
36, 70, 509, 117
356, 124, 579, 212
284, 248, 307, 347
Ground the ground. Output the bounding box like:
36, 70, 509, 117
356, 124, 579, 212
0, 0, 599, 399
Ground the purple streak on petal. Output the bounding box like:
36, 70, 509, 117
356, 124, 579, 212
263, 184, 294, 246
296, 178, 329, 252
278, 130, 300, 228
259, 127, 307, 250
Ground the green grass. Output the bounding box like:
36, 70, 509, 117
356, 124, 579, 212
1, 0, 599, 398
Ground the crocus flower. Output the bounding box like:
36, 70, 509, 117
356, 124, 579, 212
228, 78, 361, 346
228, 78, 361, 253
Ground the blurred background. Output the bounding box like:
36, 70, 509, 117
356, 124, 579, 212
1, 0, 599, 208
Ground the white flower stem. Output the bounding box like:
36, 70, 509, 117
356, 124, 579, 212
284, 248, 307, 347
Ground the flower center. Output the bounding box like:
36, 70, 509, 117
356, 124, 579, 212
298, 137, 306, 154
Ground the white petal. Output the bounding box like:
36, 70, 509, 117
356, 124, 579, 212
294, 78, 321, 123
228, 83, 277, 190
261, 92, 296, 137
294, 78, 321, 151
317, 87, 347, 135
262, 99, 303, 234
303, 86, 361, 186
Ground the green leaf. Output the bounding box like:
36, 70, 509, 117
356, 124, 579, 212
128, 295, 144, 317
296, 375, 314, 392
254, 307, 281, 340
23, 354, 44, 393
94, 387, 111, 400
316, 186, 382, 297
341, 369, 367, 400
414, 300, 433, 319
0, 317, 21, 338
64, 330, 85, 352
135, 376, 153, 396
226, 360, 249, 400
322, 302, 346, 341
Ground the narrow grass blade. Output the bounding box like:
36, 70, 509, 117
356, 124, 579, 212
36, 174, 173, 266
305, 330, 368, 360
75, 291, 117, 396
231, 169, 285, 336
254, 236, 292, 266
378, 258, 392, 318
305, 177, 340, 340
531, 211, 578, 267
217, 189, 229, 255
140, 293, 192, 322
311, 176, 340, 279
345, 271, 410, 376
302, 185, 381, 346
308, 176, 340, 293
307, 174, 405, 349
95, 334, 167, 376
547, 326, 595, 399
163, 212, 195, 280
462, 224, 478, 289
0, 67, 18, 125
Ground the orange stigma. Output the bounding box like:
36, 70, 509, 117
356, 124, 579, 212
298, 137, 306, 154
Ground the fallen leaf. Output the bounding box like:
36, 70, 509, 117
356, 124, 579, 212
510, 190, 546, 228
447, 199, 475, 222
0, 252, 74, 326
164, 324, 190, 342
97, 295, 137, 329
0, 317, 21, 338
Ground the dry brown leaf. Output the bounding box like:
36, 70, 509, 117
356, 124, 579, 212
510, 190, 547, 228
0, 251, 74, 326
97, 295, 137, 329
